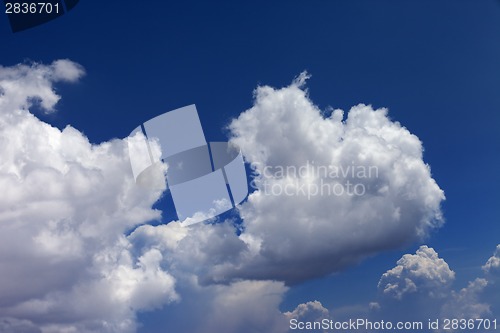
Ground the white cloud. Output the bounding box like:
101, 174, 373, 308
284, 301, 330, 333
290, 245, 499, 331
284, 301, 329, 322
436, 245, 499, 324
441, 278, 491, 320
120, 72, 447, 330
220, 72, 445, 284
378, 246, 455, 300
455, 249, 497, 319
370, 246, 456, 323
0, 61, 292, 333
51, 59, 85, 82
0, 61, 177, 332
483, 245, 500, 274
126, 73, 447, 331
372, 246, 499, 325
0, 59, 84, 113
200, 280, 289, 333
129, 273, 290, 333
0, 64, 453, 332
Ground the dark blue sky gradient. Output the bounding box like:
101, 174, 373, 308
1, 1, 499, 330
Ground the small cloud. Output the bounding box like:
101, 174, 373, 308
483, 244, 500, 274
284, 300, 330, 323
51, 59, 85, 82
371, 245, 499, 324
378, 246, 455, 300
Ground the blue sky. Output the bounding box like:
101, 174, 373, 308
1, 1, 500, 332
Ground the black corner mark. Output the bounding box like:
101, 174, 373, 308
4, 0, 80, 33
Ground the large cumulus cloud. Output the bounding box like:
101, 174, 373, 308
125, 73, 448, 331
219, 72, 445, 284
0, 61, 178, 332
125, 71, 447, 292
